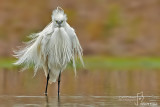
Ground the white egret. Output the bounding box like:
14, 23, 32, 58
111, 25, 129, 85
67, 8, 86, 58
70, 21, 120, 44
13, 7, 84, 96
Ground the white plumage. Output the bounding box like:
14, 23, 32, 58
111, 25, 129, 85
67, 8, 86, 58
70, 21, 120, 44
14, 7, 84, 83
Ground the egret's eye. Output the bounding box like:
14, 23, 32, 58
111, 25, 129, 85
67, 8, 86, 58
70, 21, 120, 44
55, 20, 58, 23
55, 20, 63, 26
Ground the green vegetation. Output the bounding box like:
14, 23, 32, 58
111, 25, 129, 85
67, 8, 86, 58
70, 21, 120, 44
83, 56, 160, 70
0, 58, 16, 69
1, 56, 160, 70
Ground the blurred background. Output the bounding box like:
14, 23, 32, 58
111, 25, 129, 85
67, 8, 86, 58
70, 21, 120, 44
0, 0, 160, 104
0, 0, 160, 57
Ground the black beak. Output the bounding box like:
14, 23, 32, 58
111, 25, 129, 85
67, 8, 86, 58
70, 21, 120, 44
58, 24, 61, 27
57, 21, 63, 27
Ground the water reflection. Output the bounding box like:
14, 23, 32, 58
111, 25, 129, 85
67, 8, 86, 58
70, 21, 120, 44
45, 96, 49, 107
45, 96, 61, 107
0, 95, 159, 106
0, 69, 160, 106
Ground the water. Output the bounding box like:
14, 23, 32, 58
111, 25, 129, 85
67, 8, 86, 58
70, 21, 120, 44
0, 95, 160, 106
0, 69, 160, 106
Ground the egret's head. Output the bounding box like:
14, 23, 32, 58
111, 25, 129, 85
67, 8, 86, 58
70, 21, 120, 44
52, 7, 67, 28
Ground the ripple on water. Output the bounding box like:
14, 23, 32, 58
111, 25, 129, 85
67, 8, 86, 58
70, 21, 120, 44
0, 95, 159, 106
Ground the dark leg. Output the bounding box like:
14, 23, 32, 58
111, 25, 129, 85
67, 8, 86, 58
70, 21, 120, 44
58, 71, 61, 98
45, 69, 50, 96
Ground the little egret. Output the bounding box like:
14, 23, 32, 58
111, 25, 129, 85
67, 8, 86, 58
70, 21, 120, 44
14, 7, 84, 96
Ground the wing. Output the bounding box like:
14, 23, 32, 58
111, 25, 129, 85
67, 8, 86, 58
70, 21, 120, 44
65, 23, 84, 75
38, 22, 54, 36
14, 22, 54, 75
